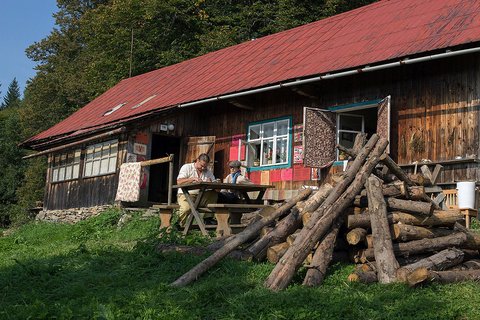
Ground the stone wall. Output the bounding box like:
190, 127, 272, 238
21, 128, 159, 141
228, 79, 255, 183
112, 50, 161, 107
35, 205, 112, 224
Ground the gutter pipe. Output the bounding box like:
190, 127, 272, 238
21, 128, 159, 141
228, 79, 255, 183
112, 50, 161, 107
177, 46, 480, 108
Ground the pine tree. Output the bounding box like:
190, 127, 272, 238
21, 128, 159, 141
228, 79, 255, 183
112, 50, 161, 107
2, 78, 21, 109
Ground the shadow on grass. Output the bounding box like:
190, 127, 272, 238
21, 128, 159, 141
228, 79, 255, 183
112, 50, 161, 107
1, 240, 479, 319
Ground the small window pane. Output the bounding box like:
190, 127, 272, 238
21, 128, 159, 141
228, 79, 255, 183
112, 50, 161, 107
276, 137, 288, 163
263, 123, 274, 138
100, 158, 109, 174
84, 162, 93, 177
340, 115, 362, 131
58, 167, 65, 181
277, 121, 289, 136
72, 164, 80, 178
65, 166, 72, 180
52, 168, 59, 182
92, 160, 100, 175
250, 141, 261, 167
262, 139, 274, 165
108, 156, 117, 172
249, 125, 261, 140
339, 132, 356, 149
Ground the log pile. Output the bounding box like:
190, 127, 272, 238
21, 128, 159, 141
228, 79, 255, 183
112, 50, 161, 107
169, 134, 480, 289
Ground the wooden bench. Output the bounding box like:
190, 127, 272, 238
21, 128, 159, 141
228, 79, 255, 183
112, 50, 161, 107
206, 204, 267, 237
151, 204, 180, 230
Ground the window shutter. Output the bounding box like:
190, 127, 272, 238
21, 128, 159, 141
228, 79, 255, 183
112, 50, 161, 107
303, 107, 336, 168
377, 96, 391, 154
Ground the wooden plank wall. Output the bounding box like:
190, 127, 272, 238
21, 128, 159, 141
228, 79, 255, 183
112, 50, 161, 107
44, 136, 128, 210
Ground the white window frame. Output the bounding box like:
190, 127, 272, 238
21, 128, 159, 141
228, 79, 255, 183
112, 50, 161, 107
83, 139, 119, 177
247, 118, 291, 168
51, 149, 81, 182
336, 114, 364, 160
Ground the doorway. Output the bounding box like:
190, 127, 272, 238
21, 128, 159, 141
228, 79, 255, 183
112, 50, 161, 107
148, 135, 181, 203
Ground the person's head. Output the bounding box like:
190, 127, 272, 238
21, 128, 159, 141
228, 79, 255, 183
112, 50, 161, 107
228, 160, 241, 173
194, 153, 210, 171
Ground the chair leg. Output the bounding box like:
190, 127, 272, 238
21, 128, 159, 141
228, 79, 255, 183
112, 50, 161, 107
215, 209, 231, 238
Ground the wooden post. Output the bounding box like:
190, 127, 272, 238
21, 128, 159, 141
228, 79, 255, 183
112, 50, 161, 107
168, 154, 174, 206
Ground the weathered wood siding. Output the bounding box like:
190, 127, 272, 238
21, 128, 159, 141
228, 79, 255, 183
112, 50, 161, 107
44, 138, 128, 210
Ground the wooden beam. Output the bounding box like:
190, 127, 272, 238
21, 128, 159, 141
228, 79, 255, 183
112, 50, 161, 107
290, 86, 319, 99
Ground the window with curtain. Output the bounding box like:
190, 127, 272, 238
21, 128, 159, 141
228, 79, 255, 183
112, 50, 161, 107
83, 139, 119, 177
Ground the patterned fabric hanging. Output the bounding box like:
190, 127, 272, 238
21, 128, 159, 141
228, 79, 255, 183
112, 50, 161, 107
115, 162, 142, 202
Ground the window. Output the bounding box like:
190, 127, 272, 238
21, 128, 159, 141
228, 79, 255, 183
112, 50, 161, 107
84, 139, 119, 177
337, 114, 364, 159
247, 118, 291, 168
51, 149, 81, 182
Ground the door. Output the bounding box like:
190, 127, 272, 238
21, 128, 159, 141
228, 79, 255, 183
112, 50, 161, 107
148, 135, 181, 203
183, 136, 216, 172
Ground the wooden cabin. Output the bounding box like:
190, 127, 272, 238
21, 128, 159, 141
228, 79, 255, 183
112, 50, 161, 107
22, 0, 480, 212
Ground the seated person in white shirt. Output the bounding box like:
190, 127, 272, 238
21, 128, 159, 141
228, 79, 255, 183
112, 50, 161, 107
176, 153, 218, 226
218, 160, 252, 203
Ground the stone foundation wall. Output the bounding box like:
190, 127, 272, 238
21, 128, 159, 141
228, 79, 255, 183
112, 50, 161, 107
35, 205, 113, 224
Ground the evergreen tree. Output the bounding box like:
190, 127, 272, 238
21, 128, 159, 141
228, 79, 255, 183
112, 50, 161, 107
2, 78, 21, 109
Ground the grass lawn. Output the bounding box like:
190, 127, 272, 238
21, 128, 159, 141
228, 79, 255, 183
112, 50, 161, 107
1, 209, 479, 320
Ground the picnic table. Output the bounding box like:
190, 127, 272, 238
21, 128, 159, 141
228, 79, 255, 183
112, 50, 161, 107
173, 182, 274, 236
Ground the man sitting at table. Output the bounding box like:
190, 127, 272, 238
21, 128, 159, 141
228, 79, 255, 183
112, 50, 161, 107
218, 160, 252, 203
176, 153, 218, 226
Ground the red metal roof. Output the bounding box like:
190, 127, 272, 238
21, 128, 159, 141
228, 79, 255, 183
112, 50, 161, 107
27, 0, 480, 145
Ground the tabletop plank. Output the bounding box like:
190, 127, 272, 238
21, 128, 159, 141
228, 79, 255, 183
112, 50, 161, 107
173, 182, 274, 192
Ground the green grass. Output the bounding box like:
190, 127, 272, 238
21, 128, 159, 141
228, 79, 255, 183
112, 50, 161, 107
1, 210, 480, 320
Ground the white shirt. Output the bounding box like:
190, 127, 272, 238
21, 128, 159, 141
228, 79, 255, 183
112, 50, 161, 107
176, 163, 215, 194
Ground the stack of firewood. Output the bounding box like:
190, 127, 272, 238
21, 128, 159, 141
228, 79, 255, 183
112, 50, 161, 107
168, 134, 480, 290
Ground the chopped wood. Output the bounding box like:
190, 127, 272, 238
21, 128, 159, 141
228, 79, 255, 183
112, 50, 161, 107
366, 175, 399, 283
347, 210, 463, 229
362, 232, 467, 259
397, 248, 465, 283
392, 224, 453, 242
265, 135, 387, 291
386, 198, 434, 216
360, 181, 408, 198
347, 271, 378, 283
346, 228, 368, 245
267, 242, 290, 263
170, 188, 312, 287
364, 234, 373, 248
408, 268, 480, 286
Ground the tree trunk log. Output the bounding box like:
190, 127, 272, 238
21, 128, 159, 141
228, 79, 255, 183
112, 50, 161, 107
366, 175, 399, 283
347, 271, 378, 283
264, 135, 387, 291
247, 183, 333, 260
347, 210, 463, 229
170, 188, 312, 287
397, 248, 465, 283
407, 186, 427, 201
392, 224, 453, 242
303, 216, 344, 286
360, 181, 408, 198
386, 198, 434, 216
267, 242, 290, 263
346, 228, 368, 245
365, 234, 374, 248
408, 268, 480, 285
156, 243, 253, 261
362, 232, 467, 259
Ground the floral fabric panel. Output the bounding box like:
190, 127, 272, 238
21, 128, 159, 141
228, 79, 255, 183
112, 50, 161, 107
115, 162, 142, 202
303, 108, 336, 168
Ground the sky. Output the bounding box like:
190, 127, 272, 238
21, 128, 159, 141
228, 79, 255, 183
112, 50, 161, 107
0, 0, 58, 99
